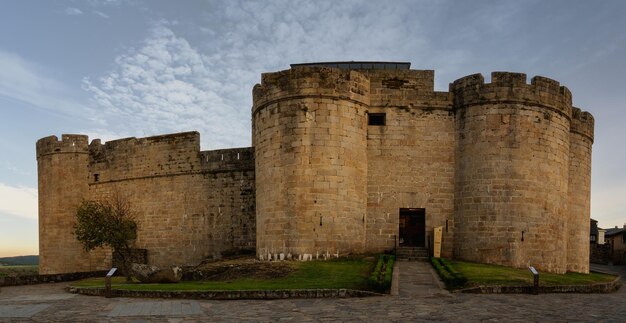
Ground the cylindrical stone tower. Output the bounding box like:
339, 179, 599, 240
451, 72, 572, 273
567, 107, 594, 273
252, 66, 370, 260
36, 135, 94, 274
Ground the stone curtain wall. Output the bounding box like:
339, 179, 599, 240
253, 67, 369, 259
37, 132, 255, 273
87, 133, 255, 268
363, 70, 456, 257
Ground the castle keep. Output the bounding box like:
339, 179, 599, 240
37, 62, 594, 274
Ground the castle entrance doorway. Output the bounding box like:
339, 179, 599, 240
399, 208, 425, 247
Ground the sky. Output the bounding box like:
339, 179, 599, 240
1, 0, 625, 257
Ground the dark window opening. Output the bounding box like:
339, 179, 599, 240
94, 174, 99, 182
368, 113, 386, 126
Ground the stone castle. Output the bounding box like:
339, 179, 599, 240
37, 62, 594, 274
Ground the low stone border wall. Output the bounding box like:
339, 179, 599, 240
67, 287, 384, 300
0, 271, 107, 287
458, 275, 621, 294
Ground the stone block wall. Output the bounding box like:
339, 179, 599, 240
590, 243, 610, 265
36, 135, 111, 274
37, 132, 255, 273
253, 67, 369, 259
363, 69, 456, 257
451, 72, 573, 273
251, 65, 595, 273
567, 108, 594, 272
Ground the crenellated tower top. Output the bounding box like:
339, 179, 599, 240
36, 134, 89, 158
449, 72, 573, 118
570, 107, 595, 142
252, 66, 370, 115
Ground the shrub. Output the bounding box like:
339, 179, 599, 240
431, 257, 467, 289
440, 258, 467, 285
368, 254, 395, 292
382, 255, 395, 288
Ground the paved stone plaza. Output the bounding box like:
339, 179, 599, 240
0, 263, 624, 322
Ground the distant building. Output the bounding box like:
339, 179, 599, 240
605, 226, 626, 265
590, 219, 610, 264
590, 219, 599, 243
598, 228, 606, 245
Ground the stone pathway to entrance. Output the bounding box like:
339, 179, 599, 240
396, 260, 451, 298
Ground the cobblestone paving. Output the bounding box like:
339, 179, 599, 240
0, 304, 50, 318
108, 300, 202, 317
9, 294, 75, 302
0, 264, 624, 322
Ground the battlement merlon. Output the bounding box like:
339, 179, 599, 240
361, 69, 453, 110
359, 69, 434, 92
449, 72, 573, 118
36, 134, 89, 158
200, 147, 254, 172
88, 131, 200, 152
252, 66, 370, 115
88, 131, 201, 168
570, 107, 595, 143
289, 61, 435, 93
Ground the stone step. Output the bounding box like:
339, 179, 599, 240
396, 248, 428, 255
396, 253, 429, 258
397, 254, 429, 260
396, 247, 429, 261
397, 256, 430, 262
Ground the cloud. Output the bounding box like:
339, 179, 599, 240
86, 0, 124, 6
0, 183, 37, 220
93, 10, 110, 19
0, 161, 32, 177
83, 24, 250, 149
201, 1, 430, 66
195, 0, 470, 89
63, 7, 84, 16
82, 1, 472, 149
0, 50, 85, 116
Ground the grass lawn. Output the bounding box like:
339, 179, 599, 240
449, 260, 616, 288
71, 257, 374, 291
0, 265, 39, 278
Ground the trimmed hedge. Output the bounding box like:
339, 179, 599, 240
368, 254, 395, 292
431, 257, 467, 289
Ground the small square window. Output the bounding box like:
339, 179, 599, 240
368, 113, 386, 126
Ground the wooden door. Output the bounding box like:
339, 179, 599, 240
399, 208, 425, 247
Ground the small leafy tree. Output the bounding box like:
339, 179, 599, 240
74, 194, 137, 282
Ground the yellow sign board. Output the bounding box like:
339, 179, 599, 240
433, 226, 443, 258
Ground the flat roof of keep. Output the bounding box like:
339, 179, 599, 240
290, 61, 411, 70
